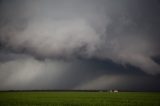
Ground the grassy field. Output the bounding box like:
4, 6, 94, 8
0, 92, 160, 106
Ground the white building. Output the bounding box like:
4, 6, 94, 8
114, 90, 118, 93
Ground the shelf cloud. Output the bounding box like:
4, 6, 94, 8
0, 0, 160, 90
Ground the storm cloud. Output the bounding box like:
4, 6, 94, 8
0, 0, 160, 90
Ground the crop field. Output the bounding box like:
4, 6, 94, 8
0, 91, 160, 106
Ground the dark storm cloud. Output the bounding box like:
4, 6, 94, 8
0, 0, 160, 90
1, 53, 160, 90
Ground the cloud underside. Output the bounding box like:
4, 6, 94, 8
0, 55, 159, 90
0, 0, 160, 90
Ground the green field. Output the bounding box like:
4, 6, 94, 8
0, 92, 160, 106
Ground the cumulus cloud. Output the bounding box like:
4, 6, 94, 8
1, 0, 159, 74
0, 0, 160, 90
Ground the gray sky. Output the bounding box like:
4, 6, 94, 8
0, 0, 160, 90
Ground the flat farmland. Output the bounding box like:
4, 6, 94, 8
0, 92, 160, 106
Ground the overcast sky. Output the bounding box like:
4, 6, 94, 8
0, 0, 160, 91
